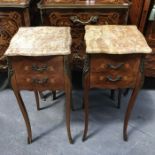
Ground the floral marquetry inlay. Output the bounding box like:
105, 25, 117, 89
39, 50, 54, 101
0, 12, 22, 56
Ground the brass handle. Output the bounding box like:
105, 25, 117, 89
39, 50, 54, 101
70, 16, 98, 25
106, 75, 122, 82
107, 63, 124, 69
32, 64, 48, 72
32, 78, 48, 84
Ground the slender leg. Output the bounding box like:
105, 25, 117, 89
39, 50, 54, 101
34, 91, 40, 111
110, 89, 115, 100
0, 73, 9, 91
11, 75, 32, 144
71, 96, 75, 111
117, 89, 122, 109
82, 73, 90, 141
82, 96, 84, 109
13, 90, 32, 144
65, 74, 73, 144
123, 72, 142, 141
39, 92, 46, 101
124, 88, 130, 96
52, 91, 56, 100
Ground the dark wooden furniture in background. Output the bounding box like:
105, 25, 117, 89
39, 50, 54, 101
0, 0, 30, 68
38, 0, 130, 70
144, 1, 155, 77
129, 0, 155, 78
0, 0, 30, 89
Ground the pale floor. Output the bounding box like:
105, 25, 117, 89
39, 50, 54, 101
0, 88, 155, 155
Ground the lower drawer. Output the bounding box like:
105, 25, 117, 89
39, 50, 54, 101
15, 74, 65, 91
90, 72, 137, 89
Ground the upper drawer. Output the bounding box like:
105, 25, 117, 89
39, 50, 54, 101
90, 54, 140, 75
11, 56, 64, 75
42, 9, 128, 26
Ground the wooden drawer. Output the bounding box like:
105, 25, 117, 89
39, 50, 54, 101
11, 56, 64, 75
47, 9, 128, 26
15, 74, 64, 91
89, 54, 141, 89
90, 72, 136, 89
90, 54, 140, 74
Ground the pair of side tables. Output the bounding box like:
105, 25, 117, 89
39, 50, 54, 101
4, 25, 152, 144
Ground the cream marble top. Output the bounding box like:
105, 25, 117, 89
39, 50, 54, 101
5, 27, 71, 56
85, 25, 152, 54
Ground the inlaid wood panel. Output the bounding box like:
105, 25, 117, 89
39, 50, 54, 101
0, 1, 30, 71
142, 0, 155, 77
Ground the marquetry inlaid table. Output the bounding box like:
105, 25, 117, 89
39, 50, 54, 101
83, 25, 152, 141
4, 27, 73, 144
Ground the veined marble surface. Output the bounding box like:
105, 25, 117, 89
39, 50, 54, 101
5, 27, 71, 56
85, 25, 152, 54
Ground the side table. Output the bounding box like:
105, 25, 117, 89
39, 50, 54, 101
83, 25, 152, 141
5, 27, 73, 144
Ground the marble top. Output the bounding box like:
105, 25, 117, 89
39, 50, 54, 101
5, 27, 71, 56
85, 25, 152, 54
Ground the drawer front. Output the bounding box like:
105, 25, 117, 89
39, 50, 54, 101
11, 56, 64, 75
90, 72, 136, 89
15, 74, 65, 90
90, 54, 140, 75
47, 9, 128, 26
89, 54, 141, 89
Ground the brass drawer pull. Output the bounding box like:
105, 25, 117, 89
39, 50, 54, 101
32, 78, 48, 84
106, 75, 122, 82
70, 16, 98, 25
32, 64, 48, 72
107, 63, 124, 69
